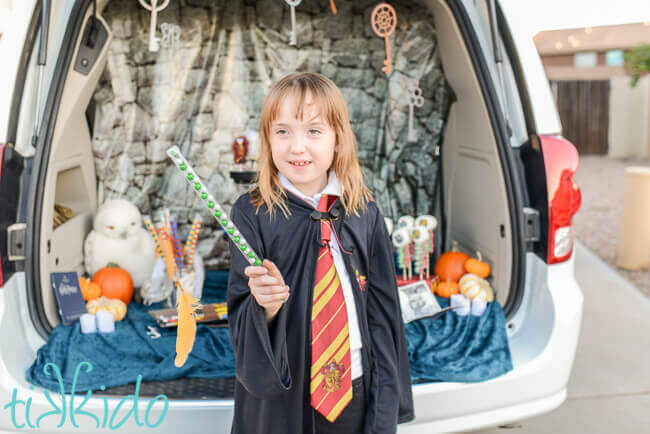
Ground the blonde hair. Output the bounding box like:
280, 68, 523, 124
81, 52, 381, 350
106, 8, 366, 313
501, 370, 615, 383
250, 72, 373, 219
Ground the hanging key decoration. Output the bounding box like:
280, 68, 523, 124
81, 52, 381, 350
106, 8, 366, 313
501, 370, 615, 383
160, 23, 181, 84
407, 78, 425, 142
371, 2, 397, 76
284, 0, 303, 46
160, 22, 181, 52
138, 0, 170, 52
166, 146, 263, 267
392, 227, 412, 281
330, 0, 338, 14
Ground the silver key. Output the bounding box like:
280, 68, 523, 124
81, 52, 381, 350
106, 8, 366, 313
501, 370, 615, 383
138, 0, 170, 52
285, 0, 303, 46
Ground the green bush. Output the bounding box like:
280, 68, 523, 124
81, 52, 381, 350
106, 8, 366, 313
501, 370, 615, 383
624, 44, 650, 87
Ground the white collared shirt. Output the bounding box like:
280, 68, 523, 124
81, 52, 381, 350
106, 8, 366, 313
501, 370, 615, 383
278, 171, 363, 380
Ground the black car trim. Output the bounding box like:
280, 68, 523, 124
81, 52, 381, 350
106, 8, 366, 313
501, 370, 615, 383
6, 4, 42, 146
495, 6, 550, 264
0, 145, 25, 287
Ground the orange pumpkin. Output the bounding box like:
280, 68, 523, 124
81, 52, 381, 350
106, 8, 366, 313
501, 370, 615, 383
92, 263, 134, 305
78, 277, 102, 301
434, 241, 471, 282
436, 280, 460, 298
464, 250, 491, 278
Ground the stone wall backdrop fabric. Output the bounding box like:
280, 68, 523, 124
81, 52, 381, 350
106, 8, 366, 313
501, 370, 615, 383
89, 0, 454, 268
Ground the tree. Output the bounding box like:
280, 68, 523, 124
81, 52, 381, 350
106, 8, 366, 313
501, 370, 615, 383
624, 44, 650, 88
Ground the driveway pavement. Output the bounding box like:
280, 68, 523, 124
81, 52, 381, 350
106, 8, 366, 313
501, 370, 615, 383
473, 240, 650, 433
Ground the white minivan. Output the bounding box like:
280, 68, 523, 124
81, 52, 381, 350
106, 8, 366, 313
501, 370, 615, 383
0, 0, 583, 432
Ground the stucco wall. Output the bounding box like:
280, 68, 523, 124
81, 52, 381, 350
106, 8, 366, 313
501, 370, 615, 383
608, 75, 650, 158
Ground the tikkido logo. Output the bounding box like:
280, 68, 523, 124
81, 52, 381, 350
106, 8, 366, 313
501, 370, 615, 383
2, 361, 169, 430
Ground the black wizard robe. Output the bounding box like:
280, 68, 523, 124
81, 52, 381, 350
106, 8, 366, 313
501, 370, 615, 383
227, 189, 415, 434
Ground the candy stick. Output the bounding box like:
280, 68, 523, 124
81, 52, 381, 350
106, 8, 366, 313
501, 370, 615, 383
170, 215, 184, 276
166, 146, 263, 267
185, 220, 202, 269
144, 218, 164, 259
183, 217, 202, 265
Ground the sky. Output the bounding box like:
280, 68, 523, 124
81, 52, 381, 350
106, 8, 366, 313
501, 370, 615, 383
501, 0, 650, 37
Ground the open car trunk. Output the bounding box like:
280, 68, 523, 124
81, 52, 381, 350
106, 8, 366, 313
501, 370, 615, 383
19, 0, 523, 401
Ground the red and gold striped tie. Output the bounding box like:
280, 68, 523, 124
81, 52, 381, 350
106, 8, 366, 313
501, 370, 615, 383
310, 194, 352, 422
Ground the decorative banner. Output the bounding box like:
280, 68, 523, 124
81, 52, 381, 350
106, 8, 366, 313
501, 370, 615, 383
138, 0, 170, 52
407, 78, 425, 142
284, 0, 303, 46
371, 2, 397, 76
166, 146, 263, 267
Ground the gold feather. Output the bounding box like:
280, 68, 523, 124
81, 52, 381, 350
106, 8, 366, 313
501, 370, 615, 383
174, 280, 201, 367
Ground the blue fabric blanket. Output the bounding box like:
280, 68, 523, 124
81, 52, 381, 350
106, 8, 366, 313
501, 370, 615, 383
26, 271, 512, 393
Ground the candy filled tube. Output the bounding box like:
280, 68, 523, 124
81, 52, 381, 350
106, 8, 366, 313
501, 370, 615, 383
166, 146, 263, 267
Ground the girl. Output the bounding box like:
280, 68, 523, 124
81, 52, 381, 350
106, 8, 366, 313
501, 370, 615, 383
227, 72, 414, 434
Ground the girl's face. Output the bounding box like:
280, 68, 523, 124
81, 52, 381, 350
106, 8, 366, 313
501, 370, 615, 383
270, 92, 338, 197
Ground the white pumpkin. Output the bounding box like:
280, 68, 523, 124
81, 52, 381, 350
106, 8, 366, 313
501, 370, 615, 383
86, 296, 127, 322
459, 273, 495, 302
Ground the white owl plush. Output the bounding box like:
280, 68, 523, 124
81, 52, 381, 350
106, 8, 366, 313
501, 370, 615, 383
84, 199, 156, 288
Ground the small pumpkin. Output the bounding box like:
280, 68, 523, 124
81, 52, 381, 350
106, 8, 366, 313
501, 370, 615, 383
464, 250, 491, 278
434, 240, 471, 282
92, 263, 134, 305
86, 296, 127, 321
436, 280, 460, 298
459, 273, 495, 302
78, 277, 101, 301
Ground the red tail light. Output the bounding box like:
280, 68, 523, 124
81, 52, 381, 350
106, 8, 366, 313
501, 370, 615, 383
539, 135, 581, 264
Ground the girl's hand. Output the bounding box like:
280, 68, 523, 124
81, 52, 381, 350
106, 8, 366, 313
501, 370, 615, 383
244, 259, 290, 323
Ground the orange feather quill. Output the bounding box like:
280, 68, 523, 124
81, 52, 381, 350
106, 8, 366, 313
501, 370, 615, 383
174, 280, 201, 367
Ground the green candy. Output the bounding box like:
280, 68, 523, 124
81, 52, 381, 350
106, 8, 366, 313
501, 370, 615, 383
194, 182, 201, 190
179, 163, 187, 171
233, 236, 240, 243
221, 219, 228, 226
214, 209, 221, 217
248, 251, 255, 258
227, 227, 234, 234
240, 243, 247, 251
201, 192, 208, 199
207, 201, 215, 208
187, 173, 194, 181
254, 259, 262, 266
